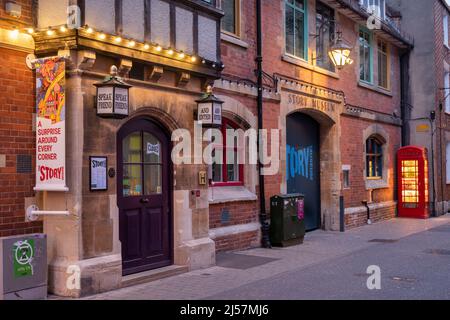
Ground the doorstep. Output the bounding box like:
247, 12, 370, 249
121, 265, 189, 289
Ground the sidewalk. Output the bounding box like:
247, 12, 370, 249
79, 215, 450, 300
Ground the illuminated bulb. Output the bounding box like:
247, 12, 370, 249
99, 33, 106, 40
178, 52, 185, 59
46, 28, 55, 36
202, 59, 206, 64
155, 45, 162, 52
60, 25, 67, 32
167, 49, 174, 55
190, 56, 197, 63
128, 40, 136, 47
143, 44, 150, 50
86, 27, 94, 34
10, 28, 19, 39
114, 36, 122, 43
27, 28, 34, 34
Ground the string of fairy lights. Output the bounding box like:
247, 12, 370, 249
6, 23, 224, 70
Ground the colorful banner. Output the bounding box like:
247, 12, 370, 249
34, 57, 68, 191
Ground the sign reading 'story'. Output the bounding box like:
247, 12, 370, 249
34, 57, 68, 192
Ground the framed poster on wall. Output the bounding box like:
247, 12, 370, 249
90, 156, 108, 191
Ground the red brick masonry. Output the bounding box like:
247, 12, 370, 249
0, 48, 41, 237
345, 203, 397, 230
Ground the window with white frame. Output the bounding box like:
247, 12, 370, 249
444, 15, 449, 47
359, 0, 386, 20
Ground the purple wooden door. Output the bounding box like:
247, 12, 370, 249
117, 118, 172, 276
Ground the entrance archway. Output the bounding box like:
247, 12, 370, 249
117, 117, 173, 275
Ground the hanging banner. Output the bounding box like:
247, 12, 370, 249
34, 57, 68, 191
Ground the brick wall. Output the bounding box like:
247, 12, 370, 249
215, 0, 405, 250
0, 0, 34, 25
210, 200, 259, 229
0, 46, 40, 237
433, 0, 450, 210
214, 230, 259, 252
345, 203, 397, 230
262, 100, 282, 214
261, 0, 402, 113
341, 116, 401, 208
260, 0, 402, 218
220, 0, 257, 81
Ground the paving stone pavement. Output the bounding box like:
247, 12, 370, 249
77, 215, 450, 300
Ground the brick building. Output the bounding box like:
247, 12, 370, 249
264, 0, 412, 230
203, 0, 414, 254
211, 0, 271, 252
0, 0, 40, 237
217, 0, 412, 236
0, 0, 415, 298
388, 0, 450, 217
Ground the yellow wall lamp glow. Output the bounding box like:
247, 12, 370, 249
328, 32, 354, 69
0, 27, 34, 49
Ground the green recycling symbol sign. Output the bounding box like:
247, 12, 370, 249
13, 239, 35, 278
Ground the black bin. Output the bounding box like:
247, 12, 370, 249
270, 194, 306, 247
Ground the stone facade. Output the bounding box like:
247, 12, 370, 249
20, 0, 224, 297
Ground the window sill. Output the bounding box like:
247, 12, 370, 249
358, 81, 393, 97
221, 33, 249, 49
208, 186, 257, 204
365, 178, 389, 190
282, 54, 339, 79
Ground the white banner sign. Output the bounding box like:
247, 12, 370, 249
34, 57, 68, 192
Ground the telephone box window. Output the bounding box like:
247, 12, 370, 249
397, 146, 430, 219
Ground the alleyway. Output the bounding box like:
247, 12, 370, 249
78, 215, 450, 300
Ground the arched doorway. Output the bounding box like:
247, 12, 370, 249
117, 117, 173, 275
286, 113, 321, 231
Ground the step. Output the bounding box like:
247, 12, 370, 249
121, 265, 189, 288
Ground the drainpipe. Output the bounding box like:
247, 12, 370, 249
362, 189, 373, 225
256, 0, 271, 248
439, 103, 446, 216
400, 51, 411, 147
362, 201, 371, 225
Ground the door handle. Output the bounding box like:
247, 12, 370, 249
140, 198, 150, 204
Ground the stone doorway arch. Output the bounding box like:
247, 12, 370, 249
279, 85, 343, 230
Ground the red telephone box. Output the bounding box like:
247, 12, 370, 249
397, 146, 429, 219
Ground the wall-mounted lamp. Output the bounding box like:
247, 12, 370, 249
328, 32, 353, 69
196, 86, 223, 127
94, 65, 132, 119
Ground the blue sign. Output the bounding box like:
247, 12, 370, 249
286, 144, 314, 182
